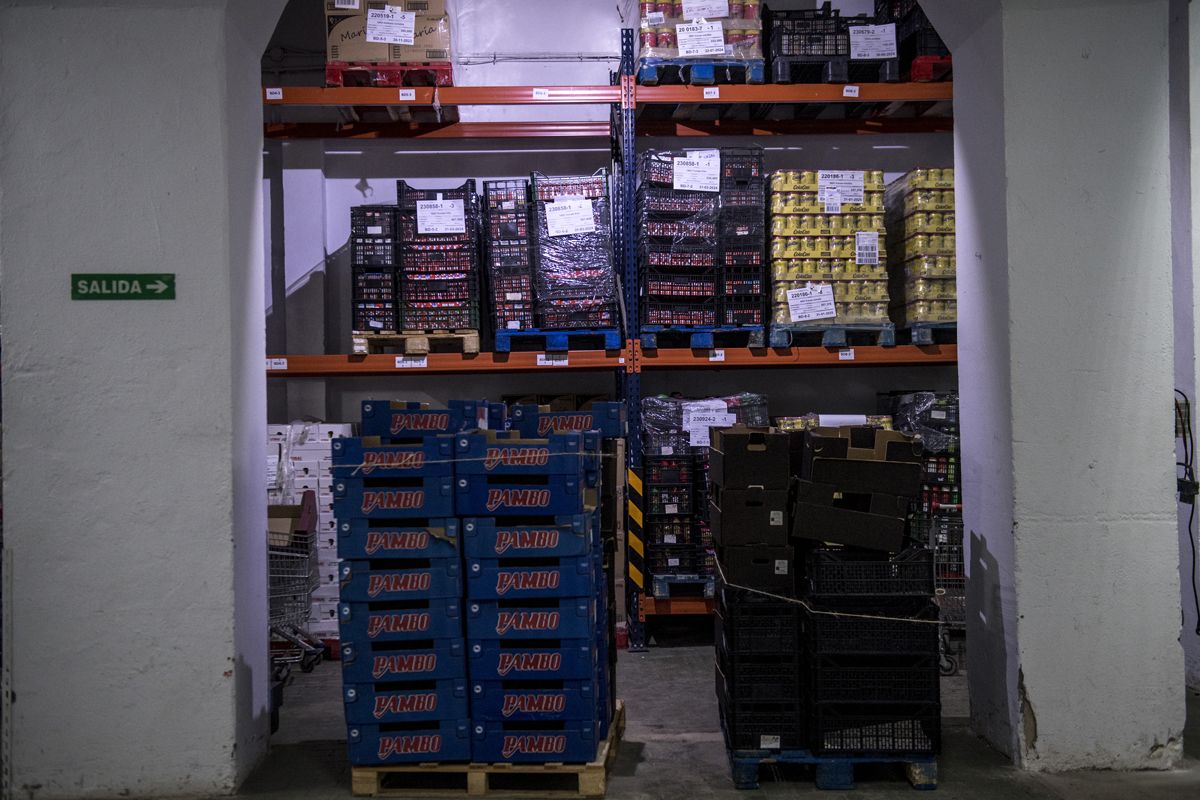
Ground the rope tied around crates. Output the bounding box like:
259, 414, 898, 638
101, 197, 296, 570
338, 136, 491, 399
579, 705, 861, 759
713, 558, 945, 626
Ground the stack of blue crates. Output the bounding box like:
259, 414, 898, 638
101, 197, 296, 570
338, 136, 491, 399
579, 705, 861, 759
333, 400, 491, 766
333, 399, 615, 768
459, 428, 609, 763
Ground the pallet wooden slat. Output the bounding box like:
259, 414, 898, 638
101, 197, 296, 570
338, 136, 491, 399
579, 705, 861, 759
352, 330, 480, 356
351, 700, 625, 798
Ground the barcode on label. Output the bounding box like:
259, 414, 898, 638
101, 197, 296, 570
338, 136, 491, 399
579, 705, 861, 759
855, 231, 879, 265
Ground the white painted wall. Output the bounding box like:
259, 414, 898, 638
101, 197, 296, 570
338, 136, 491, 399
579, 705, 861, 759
0, 1, 284, 796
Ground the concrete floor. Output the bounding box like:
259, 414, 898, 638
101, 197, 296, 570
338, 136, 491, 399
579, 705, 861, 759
240, 643, 1200, 799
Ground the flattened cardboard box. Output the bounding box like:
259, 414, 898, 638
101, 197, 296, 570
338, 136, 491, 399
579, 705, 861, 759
791, 479, 908, 552
710, 426, 790, 490
326, 7, 451, 63
798, 426, 923, 498
710, 485, 789, 547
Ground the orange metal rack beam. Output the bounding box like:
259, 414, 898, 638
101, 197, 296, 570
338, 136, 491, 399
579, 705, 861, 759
638, 344, 957, 369
638, 595, 716, 618
267, 351, 625, 377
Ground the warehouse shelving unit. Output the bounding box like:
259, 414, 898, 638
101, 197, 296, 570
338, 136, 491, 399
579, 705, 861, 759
263, 28, 955, 649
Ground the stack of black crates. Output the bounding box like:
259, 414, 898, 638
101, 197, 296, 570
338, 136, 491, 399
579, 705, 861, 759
350, 206, 400, 333
482, 179, 536, 334
712, 422, 942, 771
875, 1, 951, 82
636, 147, 767, 335
764, 2, 899, 85
530, 170, 619, 330
395, 180, 482, 333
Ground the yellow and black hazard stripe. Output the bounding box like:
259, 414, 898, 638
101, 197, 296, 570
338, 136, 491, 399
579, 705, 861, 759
625, 466, 645, 594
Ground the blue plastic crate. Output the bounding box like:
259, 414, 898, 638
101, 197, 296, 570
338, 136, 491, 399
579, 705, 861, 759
339, 559, 462, 602
343, 679, 469, 724
466, 598, 596, 640
338, 598, 463, 642
461, 515, 594, 560
470, 679, 599, 722
338, 518, 460, 561
454, 431, 589, 476
359, 399, 497, 439
455, 474, 591, 517
348, 719, 472, 765
509, 402, 627, 439
333, 476, 455, 519
466, 555, 595, 600
468, 639, 597, 681
471, 721, 599, 764
331, 436, 456, 478
340, 638, 466, 683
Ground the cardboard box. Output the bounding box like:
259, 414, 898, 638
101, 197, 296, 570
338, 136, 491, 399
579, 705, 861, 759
799, 427, 921, 479
329, 0, 447, 13
267, 493, 316, 547
710, 485, 789, 547
326, 5, 451, 64
710, 427, 791, 490
791, 479, 908, 552
719, 546, 794, 595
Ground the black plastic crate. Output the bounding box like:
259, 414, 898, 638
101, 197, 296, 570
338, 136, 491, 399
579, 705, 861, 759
648, 522, 700, 546
720, 190, 766, 210
536, 301, 617, 330
353, 302, 397, 333
401, 274, 476, 303
643, 269, 717, 299
643, 299, 717, 327
351, 235, 398, 267
722, 267, 765, 296
810, 702, 940, 756
644, 454, 694, 485
719, 209, 766, 239
400, 300, 479, 331
637, 186, 721, 216
399, 246, 478, 274
638, 151, 679, 187
640, 242, 717, 269
716, 587, 801, 655
648, 544, 707, 574
644, 432, 691, 455
719, 241, 765, 268
351, 205, 398, 237
806, 546, 935, 598
641, 217, 718, 240
397, 214, 478, 246
532, 171, 608, 200
804, 601, 940, 656
811, 654, 940, 705
719, 687, 808, 751
647, 484, 693, 516
397, 179, 477, 208
715, 656, 804, 702
875, 0, 921, 23
719, 296, 766, 327
352, 268, 396, 300
767, 3, 848, 58
489, 272, 533, 301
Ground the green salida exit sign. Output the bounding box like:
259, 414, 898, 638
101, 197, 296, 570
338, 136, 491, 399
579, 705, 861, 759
71, 273, 175, 300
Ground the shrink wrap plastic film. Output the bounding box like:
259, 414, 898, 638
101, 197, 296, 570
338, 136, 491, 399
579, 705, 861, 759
638, 3, 764, 61
531, 170, 618, 329
891, 391, 958, 453
641, 392, 768, 453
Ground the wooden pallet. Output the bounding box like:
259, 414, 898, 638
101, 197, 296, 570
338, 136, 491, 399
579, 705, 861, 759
352, 330, 480, 356
350, 700, 625, 798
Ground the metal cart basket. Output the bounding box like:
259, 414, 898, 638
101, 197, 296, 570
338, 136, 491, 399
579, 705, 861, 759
269, 492, 324, 678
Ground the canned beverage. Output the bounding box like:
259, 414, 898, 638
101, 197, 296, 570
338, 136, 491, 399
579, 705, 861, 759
742, 31, 760, 51
641, 2, 657, 17
743, 0, 760, 18
657, 1, 673, 15
729, 1, 744, 17
657, 27, 676, 47
673, 2, 684, 17
641, 29, 658, 48
927, 212, 944, 229
727, 30, 746, 47
869, 169, 884, 186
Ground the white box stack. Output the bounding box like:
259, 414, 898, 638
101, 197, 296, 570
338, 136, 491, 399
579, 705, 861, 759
267, 421, 353, 641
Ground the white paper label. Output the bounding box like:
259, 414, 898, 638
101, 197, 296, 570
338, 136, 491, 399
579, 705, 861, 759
931, 410, 948, 420
818, 171, 865, 204
819, 414, 867, 427
266, 358, 288, 370
416, 199, 465, 234
686, 149, 721, 160
774, 559, 789, 575
661, 446, 674, 456
824, 189, 842, 215
703, 87, 720, 99
676, 21, 725, 57
366, 8, 416, 45
368, 319, 384, 329
665, 503, 678, 515
645, 11, 665, 25
787, 284, 837, 322
395, 356, 427, 369
664, 534, 678, 544
398, 88, 416, 101
850, 23, 898, 59
366, 225, 383, 235
506, 321, 521, 330
683, 401, 736, 446
843, 85, 860, 98
684, 0, 729, 19
505, 292, 523, 301
545, 197, 596, 236
838, 349, 856, 361
532, 88, 551, 100
668, 557, 680, 567
855, 231, 879, 265
709, 349, 726, 362
769, 510, 784, 526
334, 0, 360, 8
265, 87, 283, 100
537, 353, 570, 367
673, 157, 721, 193
760, 735, 781, 749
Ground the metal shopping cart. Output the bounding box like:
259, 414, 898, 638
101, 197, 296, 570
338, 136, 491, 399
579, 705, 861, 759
914, 515, 966, 675
268, 492, 324, 680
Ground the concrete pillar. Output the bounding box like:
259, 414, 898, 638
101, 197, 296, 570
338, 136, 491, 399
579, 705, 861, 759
0, 1, 286, 796
1185, 0, 1200, 689
926, 0, 1186, 769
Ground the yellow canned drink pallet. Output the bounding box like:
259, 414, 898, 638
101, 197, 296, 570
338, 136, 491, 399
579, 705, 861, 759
770, 169, 887, 193
904, 277, 957, 301
900, 234, 956, 259
902, 255, 956, 279
771, 300, 891, 326
771, 191, 886, 216
894, 168, 955, 191
772, 279, 890, 304
770, 235, 889, 261
896, 211, 956, 236
770, 213, 886, 237
902, 190, 955, 215
902, 299, 957, 323
771, 258, 889, 282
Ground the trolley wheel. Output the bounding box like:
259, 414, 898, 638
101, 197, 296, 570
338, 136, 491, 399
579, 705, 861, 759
939, 653, 959, 677
300, 651, 322, 673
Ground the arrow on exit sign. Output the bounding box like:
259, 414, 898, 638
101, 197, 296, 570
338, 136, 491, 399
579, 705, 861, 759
71, 273, 176, 300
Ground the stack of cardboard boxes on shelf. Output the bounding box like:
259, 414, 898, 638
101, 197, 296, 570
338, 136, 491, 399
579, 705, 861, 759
324, 0, 454, 88
712, 422, 941, 769
268, 422, 353, 641
326, 399, 622, 768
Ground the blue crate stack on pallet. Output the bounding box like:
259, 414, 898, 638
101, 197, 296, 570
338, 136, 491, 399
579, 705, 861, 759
458, 426, 611, 764
333, 399, 495, 767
